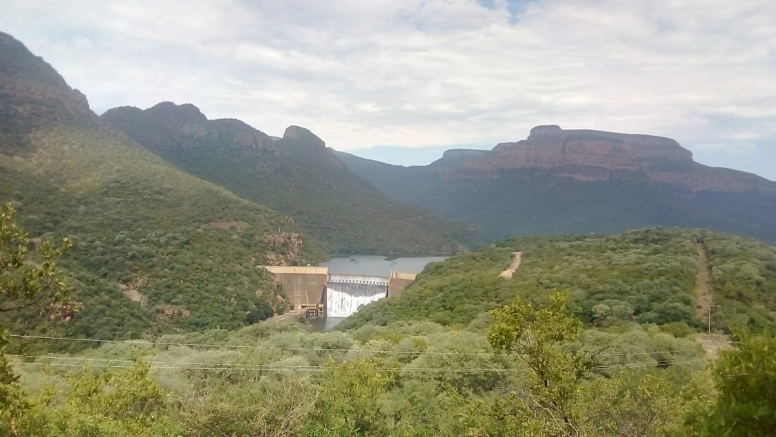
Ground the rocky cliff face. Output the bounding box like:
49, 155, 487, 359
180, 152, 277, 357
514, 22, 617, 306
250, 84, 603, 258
283, 125, 326, 149
438, 125, 776, 195
264, 232, 306, 266
102, 102, 276, 152
0, 32, 94, 150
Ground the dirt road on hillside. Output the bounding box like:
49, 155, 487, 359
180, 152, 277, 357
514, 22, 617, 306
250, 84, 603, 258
694, 242, 714, 321
500, 252, 523, 278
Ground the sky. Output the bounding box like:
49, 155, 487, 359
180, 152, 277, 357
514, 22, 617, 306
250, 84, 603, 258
1, 0, 775, 178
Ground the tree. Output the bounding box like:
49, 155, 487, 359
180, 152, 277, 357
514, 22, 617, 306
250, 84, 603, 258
0, 203, 72, 436
685, 333, 776, 437
19, 360, 181, 437
485, 292, 594, 437
301, 358, 391, 437
488, 293, 591, 434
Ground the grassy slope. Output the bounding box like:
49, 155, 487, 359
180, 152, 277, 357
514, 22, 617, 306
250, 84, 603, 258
340, 228, 776, 333
0, 31, 332, 342
1, 123, 330, 342
102, 105, 481, 255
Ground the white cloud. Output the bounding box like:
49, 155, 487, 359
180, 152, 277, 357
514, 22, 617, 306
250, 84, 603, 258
1, 0, 775, 178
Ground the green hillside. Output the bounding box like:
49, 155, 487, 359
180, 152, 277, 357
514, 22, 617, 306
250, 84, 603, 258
0, 32, 326, 342
102, 104, 480, 255
340, 228, 776, 333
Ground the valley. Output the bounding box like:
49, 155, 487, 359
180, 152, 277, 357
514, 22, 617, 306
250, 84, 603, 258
1, 25, 776, 437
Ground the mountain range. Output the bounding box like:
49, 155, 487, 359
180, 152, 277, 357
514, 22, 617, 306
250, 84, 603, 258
101, 103, 479, 255
2, 27, 776, 342
338, 125, 776, 243
0, 31, 474, 341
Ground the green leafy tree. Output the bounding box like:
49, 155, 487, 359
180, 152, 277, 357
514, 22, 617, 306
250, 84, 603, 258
0, 203, 72, 315
0, 203, 72, 435
487, 292, 593, 437
685, 333, 776, 437
19, 360, 181, 437
301, 358, 391, 437
176, 374, 313, 437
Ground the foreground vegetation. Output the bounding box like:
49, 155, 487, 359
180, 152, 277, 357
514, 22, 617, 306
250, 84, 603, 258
4, 300, 775, 436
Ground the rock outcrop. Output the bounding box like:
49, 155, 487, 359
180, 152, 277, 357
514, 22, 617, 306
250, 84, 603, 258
437, 125, 776, 195
0, 32, 94, 150
264, 232, 305, 266
283, 125, 326, 149
102, 102, 276, 152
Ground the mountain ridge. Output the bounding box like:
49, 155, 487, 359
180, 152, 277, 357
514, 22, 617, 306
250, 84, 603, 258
103, 102, 481, 255
428, 125, 776, 195
0, 31, 326, 340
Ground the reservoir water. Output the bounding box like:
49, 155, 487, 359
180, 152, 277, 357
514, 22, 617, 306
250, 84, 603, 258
309, 255, 448, 330
317, 255, 448, 277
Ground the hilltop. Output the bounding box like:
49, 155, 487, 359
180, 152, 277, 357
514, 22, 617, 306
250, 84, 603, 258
340, 227, 776, 333
0, 31, 326, 341
337, 125, 776, 243
102, 103, 480, 255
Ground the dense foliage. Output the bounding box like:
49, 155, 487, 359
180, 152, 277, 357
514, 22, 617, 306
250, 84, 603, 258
4, 315, 711, 437
0, 203, 72, 434
0, 197, 771, 436
704, 234, 776, 333
102, 104, 480, 256
341, 228, 776, 333
0, 125, 322, 340
2, 293, 772, 437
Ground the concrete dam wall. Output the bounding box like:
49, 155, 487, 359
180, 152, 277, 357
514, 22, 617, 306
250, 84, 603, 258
262, 266, 327, 310
262, 266, 417, 318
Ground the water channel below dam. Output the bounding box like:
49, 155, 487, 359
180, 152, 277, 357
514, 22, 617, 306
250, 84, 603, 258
309, 255, 447, 330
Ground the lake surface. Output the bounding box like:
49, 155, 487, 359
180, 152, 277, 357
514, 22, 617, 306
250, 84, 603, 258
317, 255, 449, 276
309, 255, 449, 330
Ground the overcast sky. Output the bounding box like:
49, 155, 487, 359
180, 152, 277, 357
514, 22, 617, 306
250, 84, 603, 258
2, 0, 775, 178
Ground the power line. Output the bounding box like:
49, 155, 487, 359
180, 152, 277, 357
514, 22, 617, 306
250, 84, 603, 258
8, 353, 703, 373
8, 334, 704, 358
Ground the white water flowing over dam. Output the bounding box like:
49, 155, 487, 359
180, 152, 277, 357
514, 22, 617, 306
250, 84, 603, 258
326, 274, 389, 318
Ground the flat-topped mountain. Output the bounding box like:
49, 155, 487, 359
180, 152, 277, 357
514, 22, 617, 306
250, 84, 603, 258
338, 126, 776, 243
103, 102, 480, 255
440, 125, 693, 170
431, 125, 776, 194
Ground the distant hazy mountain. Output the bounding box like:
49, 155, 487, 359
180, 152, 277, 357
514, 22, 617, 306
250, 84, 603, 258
337, 125, 776, 243
103, 103, 480, 255
0, 31, 323, 340
344, 144, 485, 167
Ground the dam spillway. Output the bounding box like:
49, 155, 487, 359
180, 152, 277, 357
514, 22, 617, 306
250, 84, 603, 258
261, 266, 417, 318
326, 275, 389, 317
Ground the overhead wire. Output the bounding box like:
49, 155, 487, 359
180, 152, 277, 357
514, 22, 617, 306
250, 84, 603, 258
7, 351, 705, 374
8, 334, 704, 358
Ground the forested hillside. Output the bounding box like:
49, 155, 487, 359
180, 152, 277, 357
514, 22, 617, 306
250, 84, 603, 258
102, 104, 480, 255
341, 228, 776, 334
0, 32, 326, 340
